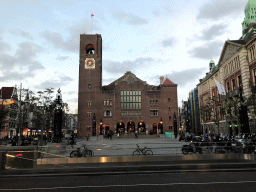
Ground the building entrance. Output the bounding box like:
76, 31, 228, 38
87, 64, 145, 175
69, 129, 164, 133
158, 123, 163, 134
138, 122, 146, 133
127, 122, 135, 133
116, 122, 125, 134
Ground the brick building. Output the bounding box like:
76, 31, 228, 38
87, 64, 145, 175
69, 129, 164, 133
78, 34, 179, 137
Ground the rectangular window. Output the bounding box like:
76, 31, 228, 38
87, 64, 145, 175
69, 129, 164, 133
169, 116, 171, 120
88, 84, 91, 89
87, 102, 92, 107
104, 100, 106, 106
150, 110, 158, 117
254, 69, 256, 85
227, 82, 230, 92
232, 79, 235, 90
107, 100, 109, 106
109, 100, 112, 106
168, 98, 170, 102
104, 110, 112, 117
120, 90, 141, 110
87, 126, 91, 131
169, 107, 171, 111
87, 112, 92, 118
238, 75, 242, 87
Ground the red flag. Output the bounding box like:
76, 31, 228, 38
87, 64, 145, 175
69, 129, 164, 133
91, 14, 94, 17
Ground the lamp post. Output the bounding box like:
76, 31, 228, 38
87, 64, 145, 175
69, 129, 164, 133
239, 87, 250, 134
17, 83, 29, 146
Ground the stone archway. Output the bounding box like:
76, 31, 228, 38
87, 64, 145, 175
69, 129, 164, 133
138, 122, 146, 133
127, 122, 135, 133
116, 122, 125, 134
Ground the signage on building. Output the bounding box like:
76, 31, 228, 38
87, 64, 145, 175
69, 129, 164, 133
3, 100, 16, 105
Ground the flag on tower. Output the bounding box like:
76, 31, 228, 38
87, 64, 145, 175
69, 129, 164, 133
91, 14, 94, 17
214, 79, 226, 95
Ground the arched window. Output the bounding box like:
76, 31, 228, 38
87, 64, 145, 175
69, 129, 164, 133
86, 44, 95, 54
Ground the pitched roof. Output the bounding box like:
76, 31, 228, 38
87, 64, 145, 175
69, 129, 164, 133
109, 71, 148, 86
1, 87, 14, 99
163, 78, 175, 85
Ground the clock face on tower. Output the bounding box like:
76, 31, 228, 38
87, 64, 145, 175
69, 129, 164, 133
85, 58, 95, 69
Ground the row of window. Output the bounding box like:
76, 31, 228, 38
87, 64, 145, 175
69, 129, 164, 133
226, 75, 242, 93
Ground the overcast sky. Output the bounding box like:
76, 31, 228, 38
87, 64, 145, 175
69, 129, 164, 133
0, 0, 248, 113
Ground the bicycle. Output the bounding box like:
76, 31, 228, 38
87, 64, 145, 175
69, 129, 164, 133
70, 144, 94, 157
132, 144, 153, 156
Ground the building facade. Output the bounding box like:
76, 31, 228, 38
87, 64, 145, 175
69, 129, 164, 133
78, 34, 179, 137
189, 88, 201, 134
197, 0, 256, 135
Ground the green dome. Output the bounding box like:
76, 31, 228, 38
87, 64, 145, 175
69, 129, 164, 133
243, 0, 256, 31
210, 60, 215, 64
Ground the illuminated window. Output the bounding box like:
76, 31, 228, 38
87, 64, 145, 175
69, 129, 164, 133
88, 84, 91, 89
87, 102, 92, 107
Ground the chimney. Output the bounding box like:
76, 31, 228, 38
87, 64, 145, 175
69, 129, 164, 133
160, 76, 164, 84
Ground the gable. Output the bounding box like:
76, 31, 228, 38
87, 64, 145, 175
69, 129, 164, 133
218, 41, 242, 66
110, 71, 148, 86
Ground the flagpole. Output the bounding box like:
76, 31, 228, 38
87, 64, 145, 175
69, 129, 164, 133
91, 15, 92, 34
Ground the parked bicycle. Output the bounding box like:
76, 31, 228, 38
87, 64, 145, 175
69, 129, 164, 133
70, 144, 94, 157
132, 144, 153, 156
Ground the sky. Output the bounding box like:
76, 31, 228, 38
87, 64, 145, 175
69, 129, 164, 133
0, 0, 249, 113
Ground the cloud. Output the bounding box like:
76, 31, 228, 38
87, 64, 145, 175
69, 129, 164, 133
197, 0, 246, 21
104, 57, 154, 74
38, 74, 74, 89
0, 41, 45, 82
188, 40, 224, 60
9, 30, 34, 40
150, 68, 208, 87
112, 10, 148, 25
56, 55, 70, 61
197, 24, 228, 41
162, 38, 176, 47
41, 19, 100, 53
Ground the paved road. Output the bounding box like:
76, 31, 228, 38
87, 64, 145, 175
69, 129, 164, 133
42, 137, 185, 158
1, 171, 256, 191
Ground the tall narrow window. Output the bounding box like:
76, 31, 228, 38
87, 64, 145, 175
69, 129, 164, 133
227, 82, 230, 92
254, 69, 256, 85
232, 79, 235, 90
238, 75, 242, 87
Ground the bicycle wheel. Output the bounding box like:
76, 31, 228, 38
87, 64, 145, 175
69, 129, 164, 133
145, 150, 153, 156
70, 151, 77, 158
132, 150, 140, 156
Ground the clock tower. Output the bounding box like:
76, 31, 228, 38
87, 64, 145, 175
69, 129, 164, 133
78, 34, 102, 137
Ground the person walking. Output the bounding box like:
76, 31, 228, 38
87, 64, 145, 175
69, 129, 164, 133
86, 134, 89, 141
135, 132, 138, 139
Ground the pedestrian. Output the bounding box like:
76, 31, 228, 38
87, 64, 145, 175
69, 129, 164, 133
135, 132, 138, 139
86, 134, 89, 141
